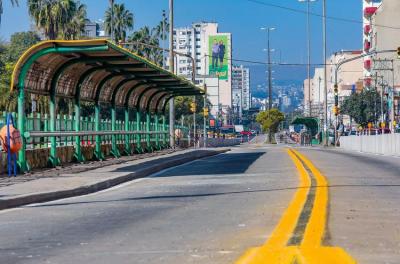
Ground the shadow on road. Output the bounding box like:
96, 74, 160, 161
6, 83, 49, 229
153, 152, 265, 177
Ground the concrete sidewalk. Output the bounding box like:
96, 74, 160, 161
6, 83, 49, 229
0, 148, 228, 210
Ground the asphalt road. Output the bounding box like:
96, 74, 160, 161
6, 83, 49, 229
0, 142, 399, 263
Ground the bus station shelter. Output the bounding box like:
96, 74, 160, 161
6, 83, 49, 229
11, 39, 204, 172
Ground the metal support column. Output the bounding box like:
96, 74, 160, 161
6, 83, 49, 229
48, 93, 60, 167
155, 114, 160, 150
110, 105, 120, 158
73, 97, 84, 162
124, 108, 131, 155
146, 112, 152, 152
162, 115, 167, 147
17, 88, 29, 172
135, 110, 143, 153
94, 103, 104, 160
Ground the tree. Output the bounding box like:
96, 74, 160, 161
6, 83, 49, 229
341, 89, 386, 126
28, 0, 77, 40
3, 31, 40, 62
61, 2, 88, 40
105, 3, 133, 43
153, 13, 169, 43
0, 31, 41, 112
127, 26, 164, 66
256, 108, 285, 142
0, 0, 18, 24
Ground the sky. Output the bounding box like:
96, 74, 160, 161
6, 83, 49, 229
0, 0, 362, 67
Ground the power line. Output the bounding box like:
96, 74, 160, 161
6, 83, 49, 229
202, 54, 333, 66
244, 0, 400, 30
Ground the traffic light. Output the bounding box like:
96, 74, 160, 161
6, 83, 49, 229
333, 106, 340, 116
190, 102, 196, 113
203, 107, 209, 117
397, 47, 400, 58
334, 84, 339, 106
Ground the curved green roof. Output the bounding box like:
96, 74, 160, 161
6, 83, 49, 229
11, 39, 203, 114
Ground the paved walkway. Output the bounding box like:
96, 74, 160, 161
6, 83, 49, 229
0, 149, 176, 188
0, 148, 227, 210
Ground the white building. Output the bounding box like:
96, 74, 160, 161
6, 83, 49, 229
171, 22, 232, 124
363, 0, 382, 88
370, 0, 400, 126
194, 76, 219, 117
232, 65, 251, 118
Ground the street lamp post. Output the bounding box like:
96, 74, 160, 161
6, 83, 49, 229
109, 0, 114, 42
322, 0, 328, 146
261, 27, 276, 111
299, 0, 317, 117
169, 0, 175, 148
261, 27, 275, 143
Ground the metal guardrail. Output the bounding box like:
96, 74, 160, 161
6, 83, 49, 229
24, 130, 168, 138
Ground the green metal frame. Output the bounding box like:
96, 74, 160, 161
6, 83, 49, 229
12, 40, 204, 172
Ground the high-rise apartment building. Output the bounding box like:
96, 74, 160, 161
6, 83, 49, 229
363, 0, 382, 88
171, 22, 232, 124
232, 65, 251, 119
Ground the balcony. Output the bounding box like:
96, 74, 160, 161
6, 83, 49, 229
364, 77, 372, 87
364, 7, 378, 17
364, 40, 371, 52
364, 59, 371, 69
364, 25, 371, 35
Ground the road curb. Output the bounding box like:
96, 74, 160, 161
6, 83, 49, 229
0, 149, 229, 210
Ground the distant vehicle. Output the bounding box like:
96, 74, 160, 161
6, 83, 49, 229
234, 125, 244, 133
220, 125, 235, 136
240, 131, 252, 136
250, 130, 257, 135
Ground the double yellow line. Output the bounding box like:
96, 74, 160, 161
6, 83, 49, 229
235, 148, 356, 264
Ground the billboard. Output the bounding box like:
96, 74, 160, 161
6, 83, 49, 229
208, 35, 229, 80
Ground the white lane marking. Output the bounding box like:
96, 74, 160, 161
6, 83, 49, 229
0, 208, 23, 215
24, 178, 149, 208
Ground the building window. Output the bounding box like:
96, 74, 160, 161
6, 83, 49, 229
196, 45, 201, 48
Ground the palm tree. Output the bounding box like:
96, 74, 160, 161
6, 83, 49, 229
153, 11, 169, 42
105, 3, 133, 43
61, 2, 88, 40
128, 26, 163, 66
28, 0, 77, 40
0, 0, 18, 24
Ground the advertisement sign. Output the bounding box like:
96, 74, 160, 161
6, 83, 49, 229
208, 35, 229, 80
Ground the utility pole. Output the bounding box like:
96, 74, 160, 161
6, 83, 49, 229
203, 84, 207, 148
261, 26, 275, 143
109, 0, 114, 42
322, 0, 328, 146
162, 9, 166, 69
299, 0, 317, 117
268, 29, 273, 111
168, 0, 175, 148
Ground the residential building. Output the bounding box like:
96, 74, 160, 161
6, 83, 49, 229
363, 0, 382, 88
83, 20, 108, 38
171, 22, 232, 124
232, 65, 251, 119
370, 0, 400, 125
327, 50, 363, 125
194, 76, 220, 117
